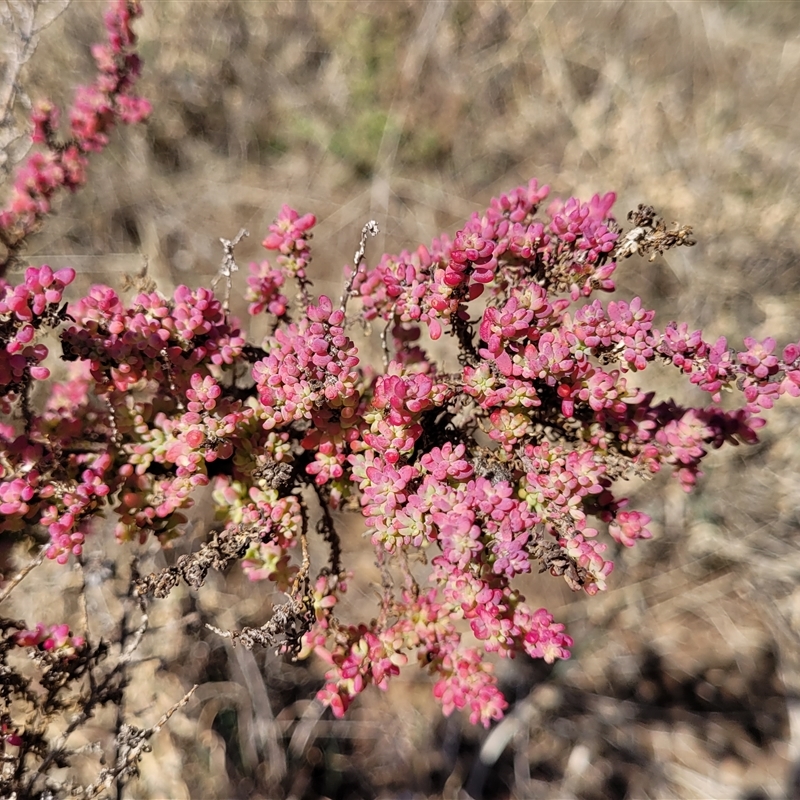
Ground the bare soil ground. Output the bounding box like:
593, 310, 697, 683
3, 1, 800, 798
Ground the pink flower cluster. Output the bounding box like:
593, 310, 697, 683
0, 0, 150, 266
306, 583, 570, 728
308, 588, 509, 728
246, 260, 288, 317
62, 284, 245, 392
0, 363, 102, 545
655, 326, 800, 413
0, 431, 45, 526
14, 623, 85, 656
252, 295, 360, 428
261, 205, 317, 302
548, 191, 619, 277
0, 266, 75, 396
41, 453, 112, 563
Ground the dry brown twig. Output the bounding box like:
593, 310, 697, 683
339, 218, 379, 314
616, 205, 696, 262
77, 684, 198, 800
133, 521, 265, 599
0, 544, 47, 605
211, 227, 249, 310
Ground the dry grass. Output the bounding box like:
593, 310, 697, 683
3, 1, 800, 798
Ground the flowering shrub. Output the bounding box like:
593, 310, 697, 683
1, 0, 799, 793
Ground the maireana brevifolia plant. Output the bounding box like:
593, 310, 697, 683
2, 0, 800, 791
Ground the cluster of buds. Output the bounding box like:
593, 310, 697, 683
0, 265, 75, 406
13, 623, 86, 656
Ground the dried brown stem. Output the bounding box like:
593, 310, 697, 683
339, 219, 379, 315
0, 545, 47, 605
78, 684, 198, 800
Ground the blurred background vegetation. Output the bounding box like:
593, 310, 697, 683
3, 1, 800, 798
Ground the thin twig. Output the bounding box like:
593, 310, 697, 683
290, 500, 311, 598
205, 591, 312, 656
339, 219, 379, 315
211, 228, 249, 309
79, 684, 198, 800
110, 566, 149, 800
103, 395, 122, 448
310, 481, 342, 576
28, 586, 149, 790
159, 348, 183, 410
380, 317, 393, 368
0, 545, 47, 605
76, 554, 93, 649
75, 555, 99, 706
119, 598, 149, 665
